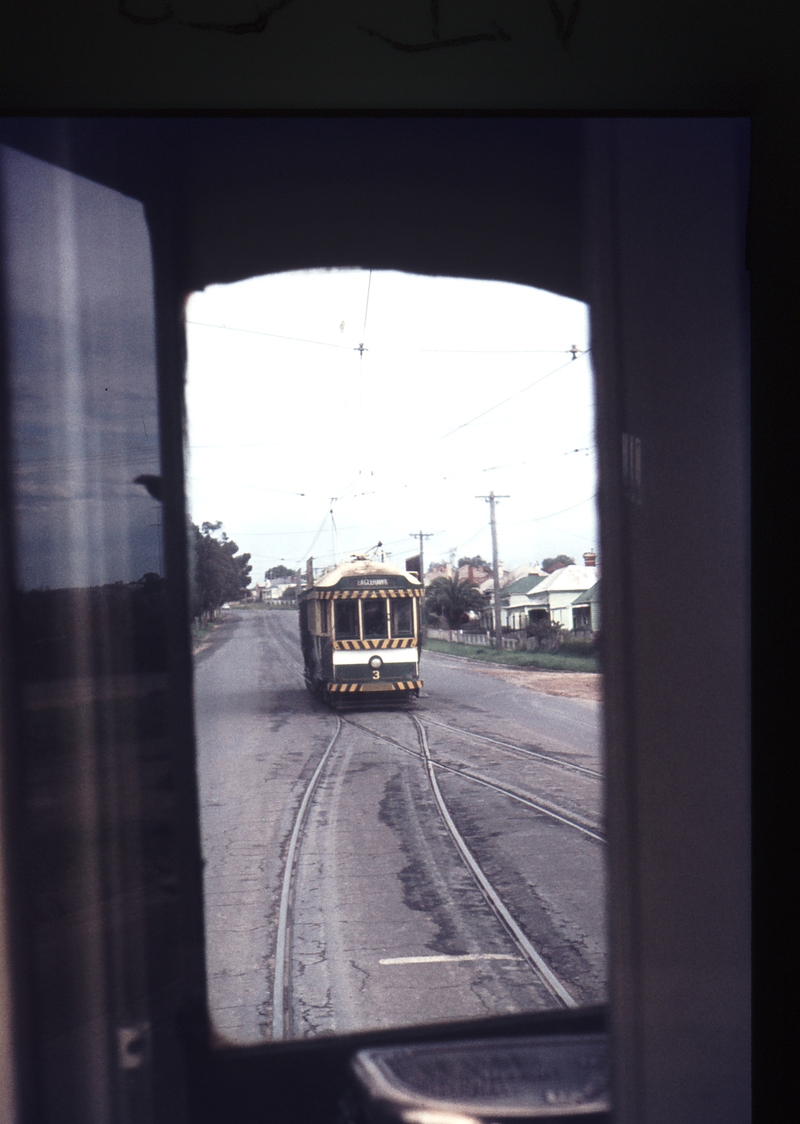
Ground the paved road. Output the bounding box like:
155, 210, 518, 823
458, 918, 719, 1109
194, 609, 606, 1046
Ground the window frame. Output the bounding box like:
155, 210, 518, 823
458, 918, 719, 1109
0, 116, 751, 1124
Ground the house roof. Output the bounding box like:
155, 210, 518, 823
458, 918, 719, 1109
571, 580, 600, 606
531, 565, 599, 593
501, 573, 547, 602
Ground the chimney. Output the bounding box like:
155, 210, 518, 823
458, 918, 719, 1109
583, 550, 597, 567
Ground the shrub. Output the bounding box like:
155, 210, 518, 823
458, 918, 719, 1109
559, 637, 595, 657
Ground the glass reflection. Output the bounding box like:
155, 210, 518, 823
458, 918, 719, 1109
2, 141, 172, 1121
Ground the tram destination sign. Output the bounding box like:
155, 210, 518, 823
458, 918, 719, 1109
338, 576, 415, 590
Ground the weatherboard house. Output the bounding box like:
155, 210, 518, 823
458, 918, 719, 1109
500, 572, 548, 631
253, 580, 295, 602
523, 564, 600, 631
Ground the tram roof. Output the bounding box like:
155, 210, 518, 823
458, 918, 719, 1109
311, 558, 422, 590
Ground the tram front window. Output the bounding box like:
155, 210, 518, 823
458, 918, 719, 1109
362, 600, 389, 639
334, 601, 359, 640
186, 265, 604, 1049
390, 600, 414, 638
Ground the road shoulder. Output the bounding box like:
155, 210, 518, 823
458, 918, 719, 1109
422, 650, 601, 702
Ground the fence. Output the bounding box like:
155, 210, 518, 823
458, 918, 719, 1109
426, 627, 493, 647
425, 627, 586, 652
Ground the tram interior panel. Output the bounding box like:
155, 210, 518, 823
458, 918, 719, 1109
0, 117, 750, 1124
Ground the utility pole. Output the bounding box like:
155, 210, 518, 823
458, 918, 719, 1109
409, 530, 434, 585
410, 530, 434, 631
476, 491, 509, 651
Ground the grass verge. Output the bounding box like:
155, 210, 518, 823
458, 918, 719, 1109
191, 615, 229, 652
423, 637, 599, 673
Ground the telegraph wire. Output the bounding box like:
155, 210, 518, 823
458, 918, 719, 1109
438, 351, 590, 441
186, 320, 355, 351
504, 494, 598, 526
186, 318, 583, 357
361, 269, 373, 338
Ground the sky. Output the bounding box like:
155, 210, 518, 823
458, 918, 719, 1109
185, 269, 597, 583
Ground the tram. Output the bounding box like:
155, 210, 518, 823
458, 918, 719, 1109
299, 555, 424, 703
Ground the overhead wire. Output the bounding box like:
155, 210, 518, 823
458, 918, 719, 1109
438, 351, 590, 441
186, 318, 583, 357
186, 320, 355, 351
503, 494, 598, 526
187, 282, 594, 574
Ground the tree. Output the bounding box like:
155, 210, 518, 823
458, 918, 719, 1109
265, 564, 295, 580
542, 554, 575, 573
457, 554, 490, 570
425, 576, 486, 628
190, 521, 252, 621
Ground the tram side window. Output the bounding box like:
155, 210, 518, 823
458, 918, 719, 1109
362, 600, 389, 639
390, 600, 414, 638
334, 601, 359, 640
310, 600, 330, 635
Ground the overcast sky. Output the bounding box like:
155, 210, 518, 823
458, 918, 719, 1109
185, 269, 596, 582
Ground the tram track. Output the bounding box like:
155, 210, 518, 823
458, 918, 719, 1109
341, 716, 604, 843
406, 712, 578, 1009
201, 611, 603, 1043
263, 614, 584, 1028
272, 707, 580, 1033
423, 716, 602, 779
272, 715, 342, 1040
274, 642, 602, 844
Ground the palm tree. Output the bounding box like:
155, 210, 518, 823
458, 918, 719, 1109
425, 576, 486, 628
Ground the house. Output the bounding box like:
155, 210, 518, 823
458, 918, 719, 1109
525, 564, 600, 630
423, 562, 453, 587
498, 571, 548, 630
505, 562, 547, 584
479, 555, 599, 633
253, 580, 295, 602
457, 562, 492, 586
570, 580, 601, 634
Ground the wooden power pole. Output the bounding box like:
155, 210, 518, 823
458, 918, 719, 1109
410, 530, 434, 631
410, 530, 434, 585
476, 491, 508, 651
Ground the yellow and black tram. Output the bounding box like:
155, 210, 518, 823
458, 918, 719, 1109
299, 556, 424, 703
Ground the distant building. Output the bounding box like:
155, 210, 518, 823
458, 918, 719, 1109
457, 563, 492, 586
424, 562, 453, 587
505, 562, 547, 584
253, 579, 295, 602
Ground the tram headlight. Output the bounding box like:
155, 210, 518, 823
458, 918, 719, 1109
369, 655, 383, 670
